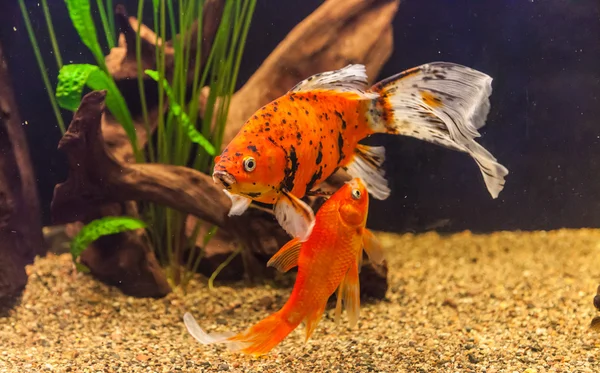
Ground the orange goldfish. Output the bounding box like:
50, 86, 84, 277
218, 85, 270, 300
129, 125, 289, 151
183, 178, 383, 356
213, 62, 509, 241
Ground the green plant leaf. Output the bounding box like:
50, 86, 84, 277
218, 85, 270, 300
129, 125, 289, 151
71, 217, 147, 272
64, 0, 108, 71
145, 69, 216, 156
56, 64, 139, 154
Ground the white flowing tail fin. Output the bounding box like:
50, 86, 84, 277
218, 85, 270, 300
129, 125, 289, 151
366, 62, 508, 198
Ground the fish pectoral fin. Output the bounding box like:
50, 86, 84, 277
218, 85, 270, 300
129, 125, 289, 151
183, 312, 236, 345
223, 190, 252, 216
362, 229, 385, 265
341, 263, 361, 328
289, 64, 379, 100
267, 238, 302, 272
274, 190, 316, 242
343, 145, 390, 201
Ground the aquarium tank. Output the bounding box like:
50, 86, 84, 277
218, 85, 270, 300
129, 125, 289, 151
0, 0, 599, 371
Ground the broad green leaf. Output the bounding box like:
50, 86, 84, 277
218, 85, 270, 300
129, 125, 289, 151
145, 69, 216, 155
71, 217, 147, 272
56, 64, 138, 153
64, 0, 107, 71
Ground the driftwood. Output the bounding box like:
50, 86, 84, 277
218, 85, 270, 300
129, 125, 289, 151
53, 0, 399, 298
0, 41, 45, 310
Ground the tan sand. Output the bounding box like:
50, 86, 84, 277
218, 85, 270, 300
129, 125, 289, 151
1, 229, 599, 372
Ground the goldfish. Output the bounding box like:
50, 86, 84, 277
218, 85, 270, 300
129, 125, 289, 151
183, 178, 383, 356
213, 62, 509, 241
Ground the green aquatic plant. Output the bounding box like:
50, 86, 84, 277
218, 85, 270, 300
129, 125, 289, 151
70, 217, 147, 273
18, 0, 66, 134
141, 0, 256, 290
20, 0, 256, 292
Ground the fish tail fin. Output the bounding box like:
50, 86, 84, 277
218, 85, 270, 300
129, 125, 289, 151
366, 62, 509, 198
227, 309, 300, 356
183, 312, 246, 351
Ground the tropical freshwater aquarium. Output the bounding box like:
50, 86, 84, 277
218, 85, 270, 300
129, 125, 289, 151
0, 0, 599, 371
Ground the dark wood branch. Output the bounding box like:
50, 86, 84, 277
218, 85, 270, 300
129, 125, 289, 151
52, 90, 230, 228
0, 41, 45, 309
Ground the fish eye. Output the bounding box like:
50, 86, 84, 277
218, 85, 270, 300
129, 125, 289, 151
243, 156, 256, 172
351, 189, 361, 200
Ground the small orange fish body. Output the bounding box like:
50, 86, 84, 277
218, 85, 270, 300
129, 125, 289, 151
214, 63, 509, 240
183, 178, 385, 356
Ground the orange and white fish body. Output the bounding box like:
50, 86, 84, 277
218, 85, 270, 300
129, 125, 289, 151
183, 178, 384, 356
213, 62, 509, 241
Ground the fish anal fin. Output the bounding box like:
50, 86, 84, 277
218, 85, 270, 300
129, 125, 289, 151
304, 304, 327, 342
223, 190, 252, 216
267, 238, 302, 272
341, 264, 361, 328
362, 229, 385, 265
274, 190, 316, 242
344, 145, 390, 200
290, 64, 379, 100
334, 285, 343, 325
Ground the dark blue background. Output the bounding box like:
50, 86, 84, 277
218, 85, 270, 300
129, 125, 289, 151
1, 0, 599, 233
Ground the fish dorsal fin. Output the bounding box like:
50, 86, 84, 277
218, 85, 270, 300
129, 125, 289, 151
290, 64, 379, 100
362, 229, 385, 265
343, 145, 390, 200
341, 263, 361, 328
223, 190, 252, 216
267, 238, 302, 272
274, 190, 316, 242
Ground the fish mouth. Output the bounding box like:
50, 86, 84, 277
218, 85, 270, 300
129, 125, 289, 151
213, 171, 237, 189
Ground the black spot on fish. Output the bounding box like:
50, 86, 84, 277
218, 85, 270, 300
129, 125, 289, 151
273, 106, 278, 112
316, 142, 323, 165
282, 119, 287, 124
305, 166, 323, 194
247, 145, 258, 153
235, 152, 242, 157
337, 132, 345, 164
253, 115, 258, 120
288, 112, 291, 116
305, 110, 309, 115
334, 110, 347, 130
324, 113, 329, 121
243, 191, 262, 198
296, 133, 302, 141
281, 145, 299, 192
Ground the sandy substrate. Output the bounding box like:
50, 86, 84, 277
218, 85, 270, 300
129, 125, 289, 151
1, 229, 600, 372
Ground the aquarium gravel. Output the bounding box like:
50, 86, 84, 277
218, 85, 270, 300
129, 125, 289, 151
1, 229, 599, 372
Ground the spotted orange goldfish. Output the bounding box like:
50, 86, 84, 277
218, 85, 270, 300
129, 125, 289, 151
213, 62, 509, 241
183, 178, 382, 356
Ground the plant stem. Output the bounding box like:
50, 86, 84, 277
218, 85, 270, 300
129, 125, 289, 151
18, 0, 66, 134
107, 0, 115, 45
136, 0, 154, 163
40, 0, 63, 69
208, 244, 242, 290
96, 0, 115, 49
